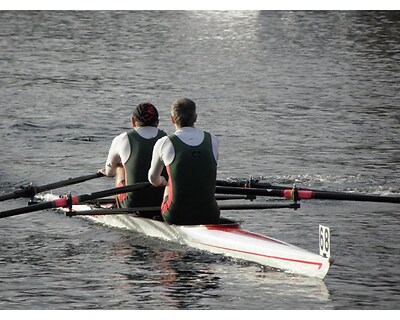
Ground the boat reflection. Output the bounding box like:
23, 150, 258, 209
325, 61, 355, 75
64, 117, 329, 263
108, 236, 332, 309
109, 237, 222, 309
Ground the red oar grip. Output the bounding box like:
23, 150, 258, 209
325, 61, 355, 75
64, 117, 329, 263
53, 195, 79, 208
283, 189, 314, 200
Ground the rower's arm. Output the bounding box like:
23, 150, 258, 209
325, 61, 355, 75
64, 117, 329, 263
148, 137, 169, 187
104, 134, 125, 177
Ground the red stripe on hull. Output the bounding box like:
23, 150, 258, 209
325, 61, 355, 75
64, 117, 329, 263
197, 241, 323, 269
206, 224, 286, 245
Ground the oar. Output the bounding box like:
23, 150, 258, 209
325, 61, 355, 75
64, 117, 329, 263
216, 194, 256, 200
66, 207, 160, 216
66, 202, 298, 217
81, 194, 256, 205
215, 186, 400, 204
218, 202, 299, 210
291, 189, 400, 204
0, 172, 105, 202
216, 179, 308, 191
0, 182, 152, 219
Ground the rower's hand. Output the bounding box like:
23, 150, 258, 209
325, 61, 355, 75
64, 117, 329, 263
157, 176, 168, 187
97, 168, 106, 176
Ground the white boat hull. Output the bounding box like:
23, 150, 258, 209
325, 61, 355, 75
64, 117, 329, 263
42, 194, 331, 279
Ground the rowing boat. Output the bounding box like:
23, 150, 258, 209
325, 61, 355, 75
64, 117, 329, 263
41, 193, 331, 279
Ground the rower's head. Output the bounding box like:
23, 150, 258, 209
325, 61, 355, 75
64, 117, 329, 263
170, 98, 197, 128
132, 102, 159, 127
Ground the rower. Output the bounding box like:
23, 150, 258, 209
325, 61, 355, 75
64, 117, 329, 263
148, 98, 220, 225
99, 102, 167, 218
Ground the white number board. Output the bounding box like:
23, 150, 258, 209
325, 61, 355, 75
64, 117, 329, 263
319, 225, 331, 258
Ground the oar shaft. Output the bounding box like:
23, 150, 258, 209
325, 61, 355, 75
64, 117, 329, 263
0, 189, 27, 202
0, 182, 153, 219
0, 195, 85, 218
77, 182, 151, 203
82, 194, 256, 204
215, 186, 284, 197
216, 186, 400, 204
59, 183, 153, 206
35, 172, 104, 194
215, 194, 256, 200
216, 179, 290, 191
218, 203, 299, 210
0, 201, 56, 218
0, 172, 104, 202
299, 190, 400, 204
67, 202, 296, 216
66, 207, 161, 216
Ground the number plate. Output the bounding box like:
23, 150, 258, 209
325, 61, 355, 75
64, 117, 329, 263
319, 225, 331, 258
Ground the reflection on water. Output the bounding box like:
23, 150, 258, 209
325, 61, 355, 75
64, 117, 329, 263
106, 235, 332, 309
154, 251, 222, 309
108, 238, 222, 309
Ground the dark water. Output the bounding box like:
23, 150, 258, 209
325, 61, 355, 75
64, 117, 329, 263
0, 11, 399, 310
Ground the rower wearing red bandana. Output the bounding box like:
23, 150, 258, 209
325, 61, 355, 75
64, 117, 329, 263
99, 102, 167, 217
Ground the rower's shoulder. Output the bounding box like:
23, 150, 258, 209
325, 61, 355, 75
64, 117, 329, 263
154, 134, 170, 148
111, 131, 128, 144
206, 131, 218, 146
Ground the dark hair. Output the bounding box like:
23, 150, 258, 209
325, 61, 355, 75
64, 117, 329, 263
171, 98, 196, 127
132, 102, 159, 126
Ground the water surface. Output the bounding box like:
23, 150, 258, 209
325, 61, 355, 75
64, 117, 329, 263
0, 11, 399, 310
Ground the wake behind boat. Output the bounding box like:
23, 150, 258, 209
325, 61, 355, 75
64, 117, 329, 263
41, 193, 332, 279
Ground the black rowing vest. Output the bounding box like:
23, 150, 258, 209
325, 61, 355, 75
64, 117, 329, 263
161, 131, 220, 225
121, 129, 167, 210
